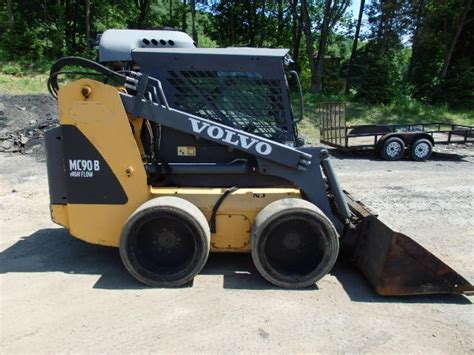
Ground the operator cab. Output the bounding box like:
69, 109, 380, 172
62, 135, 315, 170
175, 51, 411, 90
98, 29, 304, 147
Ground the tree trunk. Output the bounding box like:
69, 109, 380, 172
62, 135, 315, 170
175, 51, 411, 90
345, 0, 365, 94
314, 15, 330, 92
439, 0, 472, 80
74, 0, 80, 52
258, 0, 266, 47
169, 0, 174, 27
312, 0, 332, 92
182, 0, 187, 33
135, 0, 151, 28
277, 0, 284, 46
289, 0, 302, 71
293, 26, 303, 69
249, 0, 257, 46
7, 0, 14, 27
85, 0, 91, 51
407, 0, 425, 82
191, 0, 198, 45
300, 0, 318, 92
64, 0, 74, 53
313, 0, 350, 92
230, 6, 235, 46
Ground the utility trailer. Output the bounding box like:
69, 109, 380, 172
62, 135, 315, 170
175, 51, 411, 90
319, 102, 474, 161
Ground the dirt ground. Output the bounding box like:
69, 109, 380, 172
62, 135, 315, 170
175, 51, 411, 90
0, 95, 57, 157
1, 95, 473, 353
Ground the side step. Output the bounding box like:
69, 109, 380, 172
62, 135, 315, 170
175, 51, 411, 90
341, 192, 474, 296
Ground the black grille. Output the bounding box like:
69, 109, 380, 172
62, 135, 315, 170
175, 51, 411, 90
167, 70, 288, 140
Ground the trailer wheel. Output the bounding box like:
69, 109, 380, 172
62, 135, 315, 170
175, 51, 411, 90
120, 197, 210, 287
410, 138, 433, 161
251, 198, 339, 288
380, 137, 405, 161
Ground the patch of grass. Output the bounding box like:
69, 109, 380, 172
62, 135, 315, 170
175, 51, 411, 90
0, 73, 49, 95
294, 93, 474, 143
0, 60, 53, 76
296, 93, 346, 142
346, 99, 474, 126
297, 112, 321, 144
0, 61, 52, 95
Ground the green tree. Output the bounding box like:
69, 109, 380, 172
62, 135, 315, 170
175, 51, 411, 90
353, 0, 411, 103
409, 0, 473, 107
356, 44, 404, 103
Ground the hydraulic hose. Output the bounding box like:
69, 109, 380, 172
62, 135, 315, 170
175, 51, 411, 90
47, 56, 127, 99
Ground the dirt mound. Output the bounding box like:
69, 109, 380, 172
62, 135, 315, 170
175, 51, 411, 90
0, 94, 58, 157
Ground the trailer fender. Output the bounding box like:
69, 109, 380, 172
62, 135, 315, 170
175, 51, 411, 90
410, 133, 435, 146
376, 133, 401, 151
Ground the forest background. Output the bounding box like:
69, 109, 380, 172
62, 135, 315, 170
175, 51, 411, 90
1, 0, 472, 127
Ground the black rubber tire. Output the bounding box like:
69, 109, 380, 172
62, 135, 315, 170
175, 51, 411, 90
251, 198, 339, 288
120, 197, 210, 287
410, 138, 433, 161
380, 137, 406, 161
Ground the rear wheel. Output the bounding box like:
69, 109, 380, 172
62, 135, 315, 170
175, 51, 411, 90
380, 137, 405, 161
251, 199, 339, 288
410, 138, 433, 161
120, 197, 210, 287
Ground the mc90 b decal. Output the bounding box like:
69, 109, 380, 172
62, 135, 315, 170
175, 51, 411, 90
69, 159, 100, 177
60, 125, 128, 204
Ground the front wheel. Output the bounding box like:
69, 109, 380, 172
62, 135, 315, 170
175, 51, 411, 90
410, 138, 433, 161
251, 198, 339, 288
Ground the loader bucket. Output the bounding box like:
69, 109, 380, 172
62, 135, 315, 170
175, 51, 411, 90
341, 192, 474, 296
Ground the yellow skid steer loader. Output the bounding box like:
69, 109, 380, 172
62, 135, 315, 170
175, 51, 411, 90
44, 29, 473, 295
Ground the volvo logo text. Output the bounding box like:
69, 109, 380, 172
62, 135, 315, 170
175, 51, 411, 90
188, 117, 272, 155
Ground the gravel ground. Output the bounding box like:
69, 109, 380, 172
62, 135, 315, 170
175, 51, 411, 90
0, 95, 473, 353
0, 95, 57, 157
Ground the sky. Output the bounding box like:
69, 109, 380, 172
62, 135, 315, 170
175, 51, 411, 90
349, 0, 364, 20
347, 0, 372, 35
